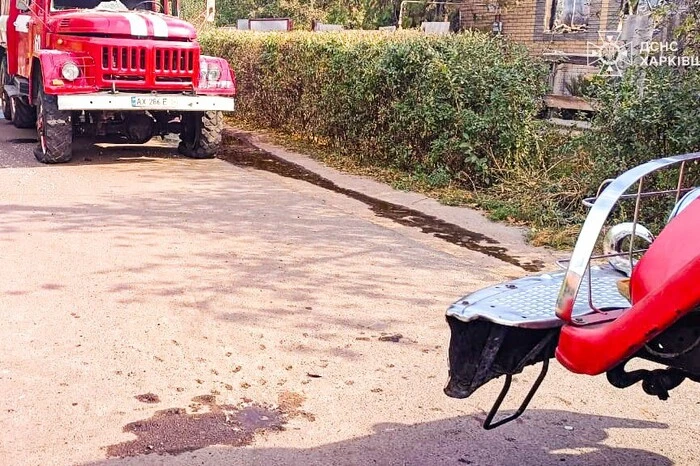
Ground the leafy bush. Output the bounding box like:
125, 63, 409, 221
496, 66, 700, 247
201, 30, 549, 185
582, 67, 700, 176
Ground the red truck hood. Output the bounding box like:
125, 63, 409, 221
50, 11, 196, 40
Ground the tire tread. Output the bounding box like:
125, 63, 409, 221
178, 111, 223, 159
34, 87, 72, 164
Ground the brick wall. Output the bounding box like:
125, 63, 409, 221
458, 0, 624, 55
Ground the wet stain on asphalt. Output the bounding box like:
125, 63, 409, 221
219, 136, 544, 272
106, 395, 285, 458
7, 138, 39, 144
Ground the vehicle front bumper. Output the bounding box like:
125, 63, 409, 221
57, 92, 235, 112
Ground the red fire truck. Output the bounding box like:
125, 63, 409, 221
0, 0, 235, 163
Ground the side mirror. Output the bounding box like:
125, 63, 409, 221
16, 0, 29, 11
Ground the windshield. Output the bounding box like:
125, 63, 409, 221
52, 0, 161, 11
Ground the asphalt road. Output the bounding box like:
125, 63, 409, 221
0, 119, 698, 466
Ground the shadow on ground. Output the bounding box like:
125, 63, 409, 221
78, 409, 671, 466
0, 122, 542, 272
0, 135, 522, 347
0, 117, 184, 169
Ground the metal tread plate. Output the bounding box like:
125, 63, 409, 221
446, 266, 630, 329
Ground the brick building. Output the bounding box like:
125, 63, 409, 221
458, 0, 623, 55
456, 0, 653, 108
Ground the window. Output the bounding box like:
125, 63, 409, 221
52, 0, 155, 11
548, 0, 591, 33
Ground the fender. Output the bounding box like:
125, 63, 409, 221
556, 199, 700, 375
31, 50, 97, 102
197, 55, 236, 96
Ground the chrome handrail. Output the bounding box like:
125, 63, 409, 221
556, 152, 700, 323
555, 249, 650, 270
581, 187, 697, 208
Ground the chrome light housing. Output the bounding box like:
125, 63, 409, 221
61, 62, 80, 81
206, 63, 221, 81
603, 222, 655, 277
199, 60, 222, 82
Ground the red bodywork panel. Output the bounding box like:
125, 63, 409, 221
41, 36, 202, 94
42, 10, 205, 94
6, 6, 18, 75
556, 199, 700, 375
48, 10, 196, 40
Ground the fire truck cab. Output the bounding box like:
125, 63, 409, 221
0, 0, 235, 163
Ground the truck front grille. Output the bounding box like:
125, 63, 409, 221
100, 46, 197, 85
102, 46, 147, 71
154, 49, 195, 73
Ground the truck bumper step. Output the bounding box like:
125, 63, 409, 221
57, 92, 235, 112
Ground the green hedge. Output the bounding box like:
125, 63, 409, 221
200, 30, 548, 185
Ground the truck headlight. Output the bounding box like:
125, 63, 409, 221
61, 62, 80, 81
206, 64, 221, 82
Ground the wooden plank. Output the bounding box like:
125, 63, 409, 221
544, 94, 595, 112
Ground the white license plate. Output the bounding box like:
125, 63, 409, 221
130, 96, 175, 108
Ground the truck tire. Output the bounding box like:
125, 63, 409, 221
1, 56, 12, 121
178, 111, 222, 159
34, 78, 72, 164
11, 96, 36, 128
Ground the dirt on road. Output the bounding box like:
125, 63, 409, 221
0, 121, 698, 466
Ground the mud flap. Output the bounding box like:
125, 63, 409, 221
444, 317, 559, 428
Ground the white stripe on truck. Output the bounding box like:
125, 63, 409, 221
123, 13, 148, 37
147, 14, 169, 38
